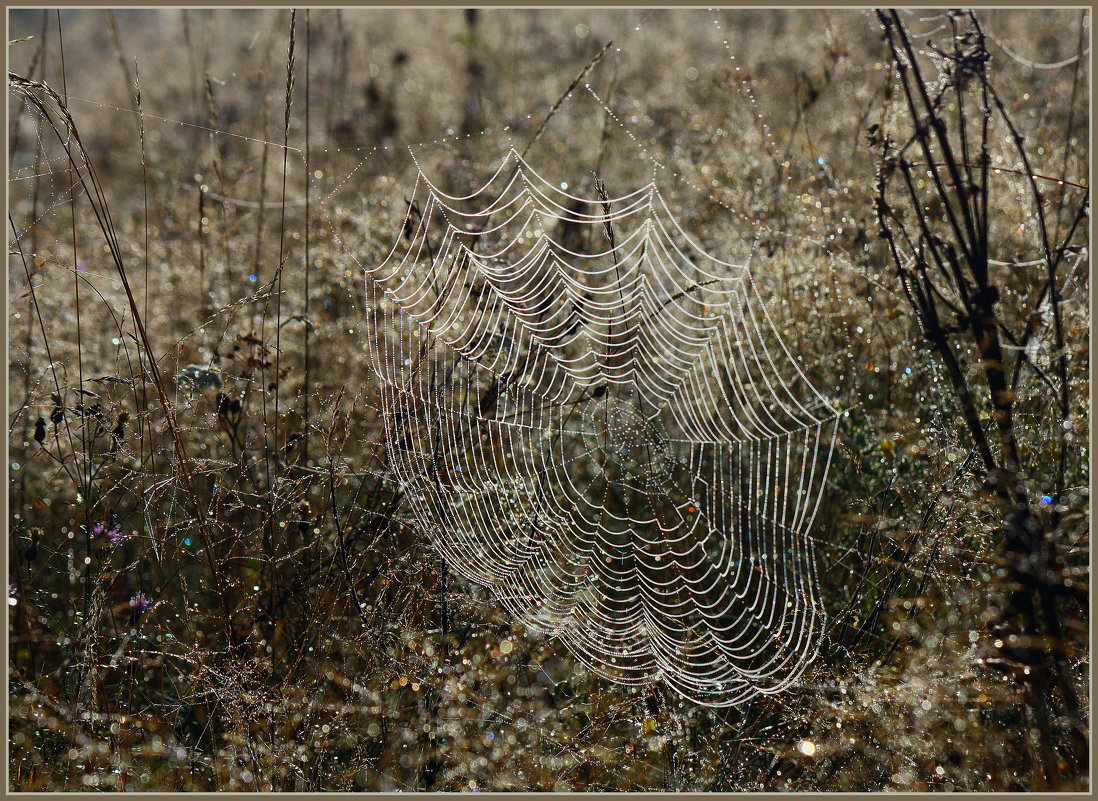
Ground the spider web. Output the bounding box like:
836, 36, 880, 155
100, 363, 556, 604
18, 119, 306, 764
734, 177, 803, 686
359, 146, 840, 707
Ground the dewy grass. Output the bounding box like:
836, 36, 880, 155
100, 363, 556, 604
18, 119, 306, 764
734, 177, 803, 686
6, 8, 1089, 792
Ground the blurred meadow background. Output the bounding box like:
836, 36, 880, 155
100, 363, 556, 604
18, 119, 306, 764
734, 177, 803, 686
7, 7, 1089, 791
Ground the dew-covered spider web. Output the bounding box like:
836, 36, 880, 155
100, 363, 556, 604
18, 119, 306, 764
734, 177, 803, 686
359, 146, 840, 707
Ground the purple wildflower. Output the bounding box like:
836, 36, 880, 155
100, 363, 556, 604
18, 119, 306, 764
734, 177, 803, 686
90, 523, 126, 546
129, 592, 152, 613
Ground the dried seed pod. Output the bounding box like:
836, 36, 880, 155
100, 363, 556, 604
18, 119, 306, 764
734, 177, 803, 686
216, 393, 243, 429
109, 411, 128, 454
24, 527, 42, 563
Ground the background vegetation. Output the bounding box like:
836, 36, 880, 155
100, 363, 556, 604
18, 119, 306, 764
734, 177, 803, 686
7, 8, 1089, 791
